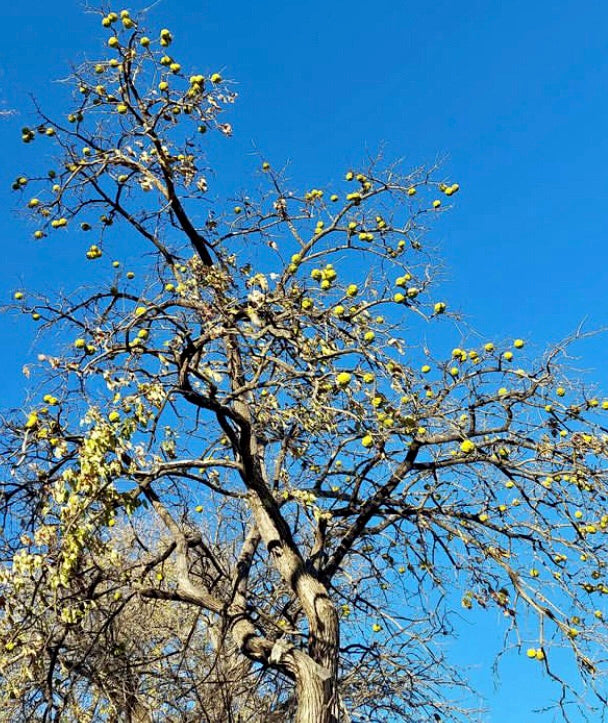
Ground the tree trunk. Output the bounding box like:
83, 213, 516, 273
294, 653, 339, 723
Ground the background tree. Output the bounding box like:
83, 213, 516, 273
2, 8, 608, 722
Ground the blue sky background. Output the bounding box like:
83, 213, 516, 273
1, 0, 607, 719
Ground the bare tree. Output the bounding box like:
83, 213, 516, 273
2, 8, 608, 722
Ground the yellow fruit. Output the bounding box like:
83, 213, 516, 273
421, 365, 431, 373
126, 271, 135, 279
116, 104, 128, 114
74, 339, 86, 349
301, 298, 313, 311
513, 339, 525, 348
195, 505, 203, 513
407, 187, 416, 196
108, 411, 120, 422
170, 63, 181, 73
361, 434, 374, 448
432, 200, 441, 209
158, 81, 169, 91
336, 372, 352, 387
140, 36, 151, 47
556, 387, 565, 397
363, 331, 375, 343
434, 302, 446, 314
13, 292, 24, 300
25, 412, 38, 429
460, 439, 475, 454
372, 623, 382, 632
346, 284, 358, 297
211, 73, 222, 83
108, 36, 119, 48
484, 342, 494, 352
134, 306, 147, 317
262, 161, 271, 170
503, 351, 513, 361
394, 293, 405, 303
345, 171, 354, 181
526, 648, 537, 659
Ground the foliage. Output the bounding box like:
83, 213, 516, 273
2, 8, 608, 722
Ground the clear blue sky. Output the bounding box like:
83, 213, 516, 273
1, 1, 607, 719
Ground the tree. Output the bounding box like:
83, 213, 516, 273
2, 8, 608, 722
